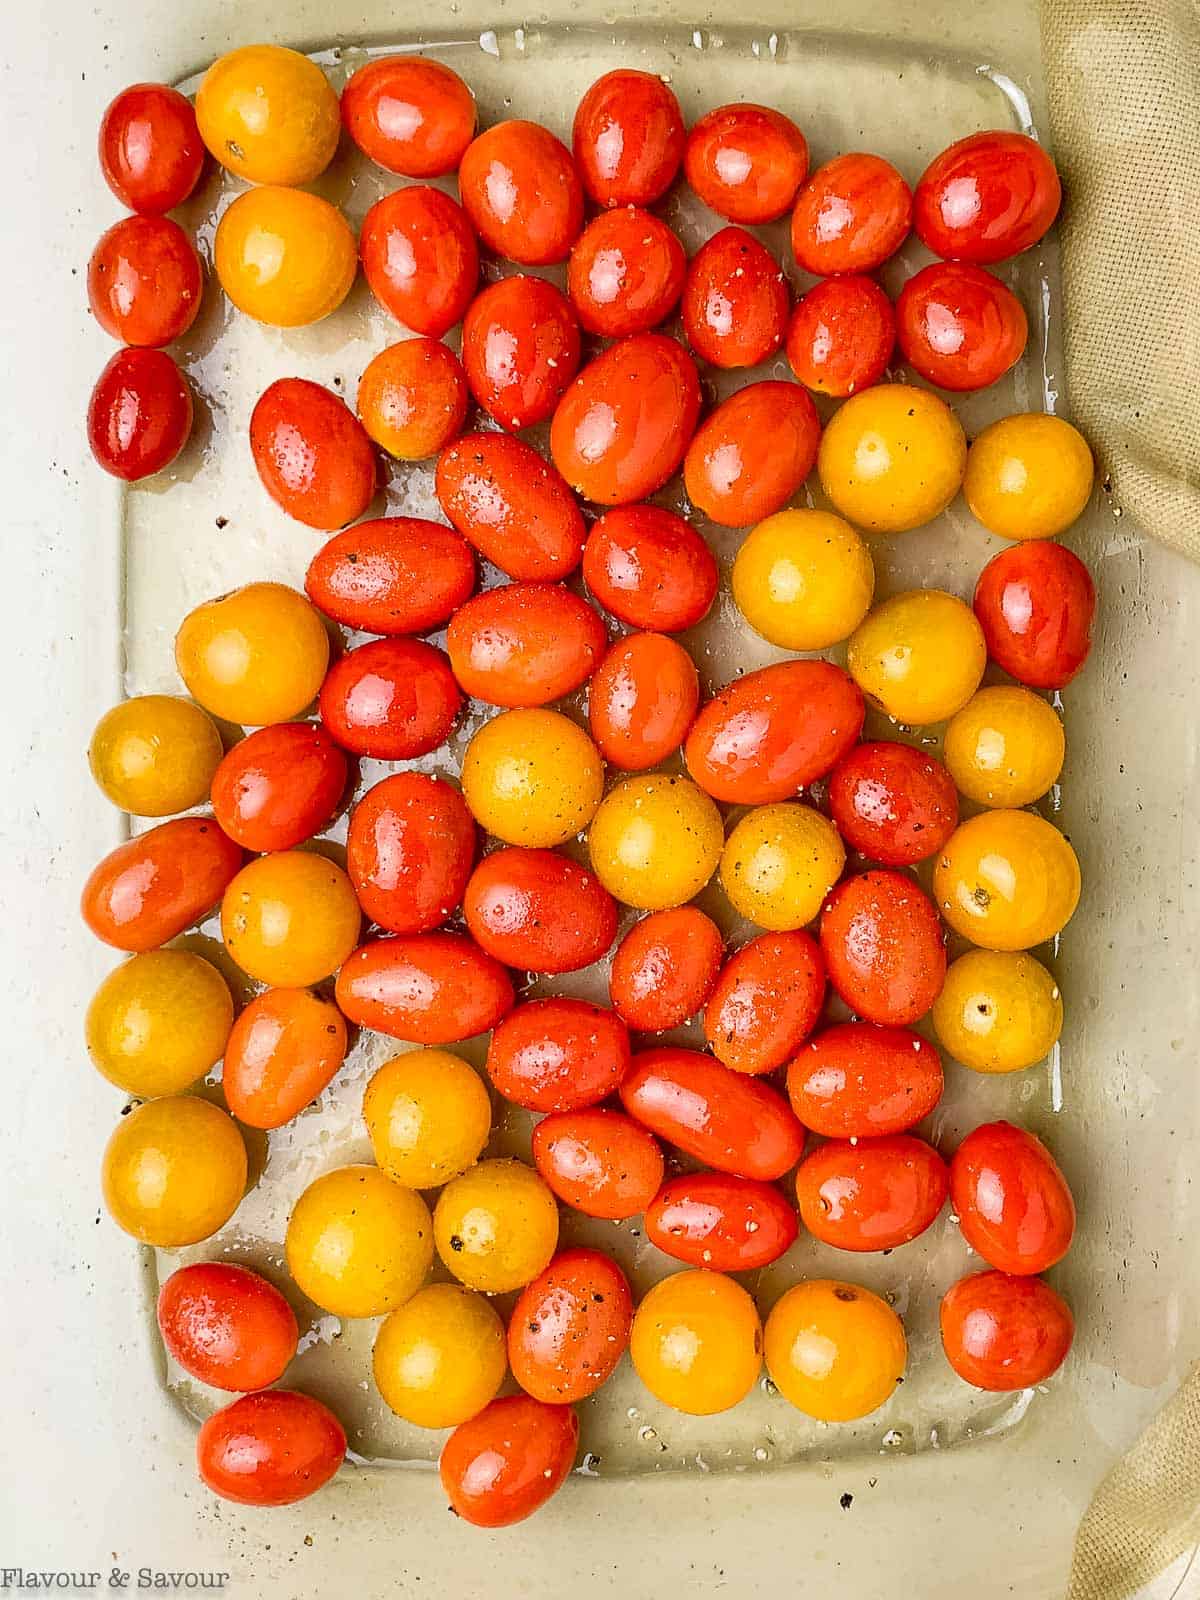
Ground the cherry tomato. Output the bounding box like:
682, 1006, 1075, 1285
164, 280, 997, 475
486, 998, 631, 1113
934, 810, 1081, 952
88, 694, 223, 819
943, 685, 1065, 809
508, 1248, 633, 1402
102, 1096, 246, 1247
463, 846, 617, 973
306, 516, 475, 636
360, 186, 478, 337
365, 1050, 492, 1189
436, 432, 586, 580
198, 1391, 345, 1507
682, 227, 789, 369
631, 1269, 762, 1415
531, 1107, 664, 1219
99, 82, 204, 214
704, 931, 826, 1076
940, 1270, 1074, 1390
828, 740, 959, 867
287, 1165, 433, 1317
588, 774, 723, 911
335, 932, 514, 1043
572, 70, 685, 207
374, 1284, 505, 1428
896, 262, 1027, 392
196, 44, 339, 186
460, 275, 580, 432
819, 382, 966, 534
609, 907, 724, 1033
950, 1120, 1076, 1274
964, 413, 1094, 542
582, 504, 717, 632
459, 120, 584, 266
820, 869, 946, 1026
87, 216, 202, 348
340, 55, 476, 176
684, 103, 809, 224
720, 802, 845, 931
319, 638, 461, 760
683, 380, 819, 528
176, 583, 329, 728
221, 853, 361, 988
158, 1262, 298, 1392
210, 722, 347, 853
88, 348, 192, 481
215, 187, 356, 328
356, 338, 468, 460
621, 1046, 805, 1180
446, 582, 606, 708
685, 659, 865, 805
81, 816, 241, 952
731, 509, 874, 652
462, 708, 604, 848
588, 632, 699, 771
791, 153, 912, 275
86, 950, 232, 1098
567, 207, 687, 338
222, 986, 348, 1129
434, 1159, 559, 1293
914, 130, 1061, 264
850, 589, 988, 728
346, 772, 476, 936
788, 1022, 942, 1138
973, 541, 1096, 689
796, 1134, 948, 1251
764, 1279, 905, 1421
550, 332, 701, 505
646, 1173, 798, 1271
786, 275, 895, 397
932, 949, 1063, 1075
440, 1395, 577, 1528
250, 377, 376, 532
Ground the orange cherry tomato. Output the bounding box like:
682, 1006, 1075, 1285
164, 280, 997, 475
446, 582, 606, 708
440, 1394, 578, 1528
550, 332, 701, 505
88, 347, 192, 481
974, 542, 1096, 690
99, 82, 205, 214
459, 120, 584, 266
508, 1248, 634, 1402
81, 816, 242, 952
588, 632, 699, 772
197, 1391, 345, 1507
796, 1133, 949, 1251
582, 504, 717, 632
461, 275, 581, 432
158, 1262, 298, 1392
609, 906, 724, 1033
685, 659, 865, 805
621, 1046, 805, 1180
681, 226, 789, 369
436, 432, 586, 581
250, 378, 377, 532
346, 772, 476, 935
786, 275, 896, 397
791, 153, 912, 275
222, 986, 349, 1129
88, 216, 202, 348
340, 56, 476, 176
532, 1106, 664, 1219
567, 207, 687, 338
787, 1021, 943, 1138
646, 1172, 798, 1271
827, 740, 959, 867
319, 638, 461, 760
896, 262, 1027, 392
306, 516, 475, 636
684, 103, 809, 224
360, 186, 478, 337
940, 1270, 1074, 1390
572, 70, 685, 207
336, 932, 514, 1044
210, 722, 347, 853
682, 380, 819, 528
704, 930, 826, 1076
463, 846, 617, 974
356, 338, 469, 461
486, 997, 631, 1113
950, 1120, 1076, 1274
819, 869, 947, 1026
914, 131, 1061, 265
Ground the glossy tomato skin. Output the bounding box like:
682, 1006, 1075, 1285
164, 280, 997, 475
447, 582, 606, 708
508, 1248, 634, 1402
940, 1270, 1074, 1390
787, 1022, 943, 1139
532, 1107, 664, 1219
914, 131, 1061, 265
568, 208, 687, 340
683, 381, 820, 528
588, 633, 699, 771
319, 638, 461, 760
99, 83, 205, 214
550, 333, 702, 506
704, 931, 826, 1076
791, 154, 912, 276
88, 216, 203, 347
572, 70, 685, 207
340, 56, 476, 176
463, 846, 617, 974
796, 1134, 949, 1251
440, 1395, 578, 1528
210, 722, 347, 852
685, 659, 865, 805
436, 432, 586, 581
682, 227, 790, 369
896, 262, 1027, 392
250, 378, 376, 532
828, 741, 959, 867
88, 348, 192, 481
222, 986, 348, 1129
819, 870, 947, 1026
786, 275, 896, 397
359, 186, 478, 337
82, 816, 242, 952
973, 542, 1096, 690
347, 772, 476, 935
609, 907, 724, 1033
197, 1391, 345, 1507
583, 505, 717, 632
459, 120, 584, 266
336, 932, 514, 1044
646, 1173, 799, 1271
684, 103, 809, 224
158, 1262, 298, 1391
461, 276, 581, 431
356, 337, 469, 461
486, 998, 631, 1113
950, 1120, 1076, 1274
306, 517, 475, 635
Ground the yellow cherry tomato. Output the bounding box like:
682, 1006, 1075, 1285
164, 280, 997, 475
102, 1096, 246, 1248
932, 949, 1063, 1074
373, 1283, 507, 1429
364, 1049, 492, 1189
461, 709, 604, 848
88, 696, 223, 818
732, 509, 875, 650
588, 774, 724, 911
933, 810, 1081, 951
433, 1158, 559, 1294
214, 187, 357, 328
285, 1164, 433, 1318
943, 685, 1065, 808
720, 802, 845, 931
221, 852, 360, 987
817, 383, 966, 534
176, 583, 330, 728
630, 1270, 762, 1416
764, 1279, 906, 1422
847, 589, 986, 725
87, 950, 233, 1098
196, 44, 340, 186
963, 413, 1094, 542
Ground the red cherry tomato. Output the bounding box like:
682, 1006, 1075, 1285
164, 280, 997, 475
950, 1120, 1076, 1274
567, 207, 687, 338
99, 82, 205, 214
340, 56, 476, 176
210, 722, 347, 853
796, 1133, 949, 1251
222, 986, 349, 1130
973, 542, 1096, 690
87, 348, 192, 481
461, 275, 581, 432
197, 1390, 345, 1507
359, 186, 478, 337
786, 275, 896, 397
458, 120, 584, 266
646, 1172, 798, 1271
583, 504, 717, 632
346, 772, 476, 936
572, 70, 685, 208
81, 816, 242, 952
319, 638, 460, 760
620, 1046, 806, 1180
828, 740, 959, 867
508, 1248, 634, 1402
250, 378, 376, 532
914, 131, 1062, 265
306, 516, 476, 635
486, 997, 631, 1113
940, 1270, 1074, 1390
685, 660, 865, 805
464, 846, 617, 974
704, 931, 826, 1076
609, 907, 724, 1033
681, 227, 790, 369
436, 432, 586, 581
550, 332, 701, 505
447, 582, 606, 708
588, 632, 699, 772
356, 337, 469, 461
440, 1394, 578, 1528
532, 1107, 664, 1219
791, 154, 913, 276
158, 1262, 298, 1392
819, 869, 947, 1026
335, 932, 514, 1044
88, 216, 203, 348
896, 262, 1027, 392
684, 103, 809, 224
682, 380, 820, 528
787, 1021, 943, 1139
